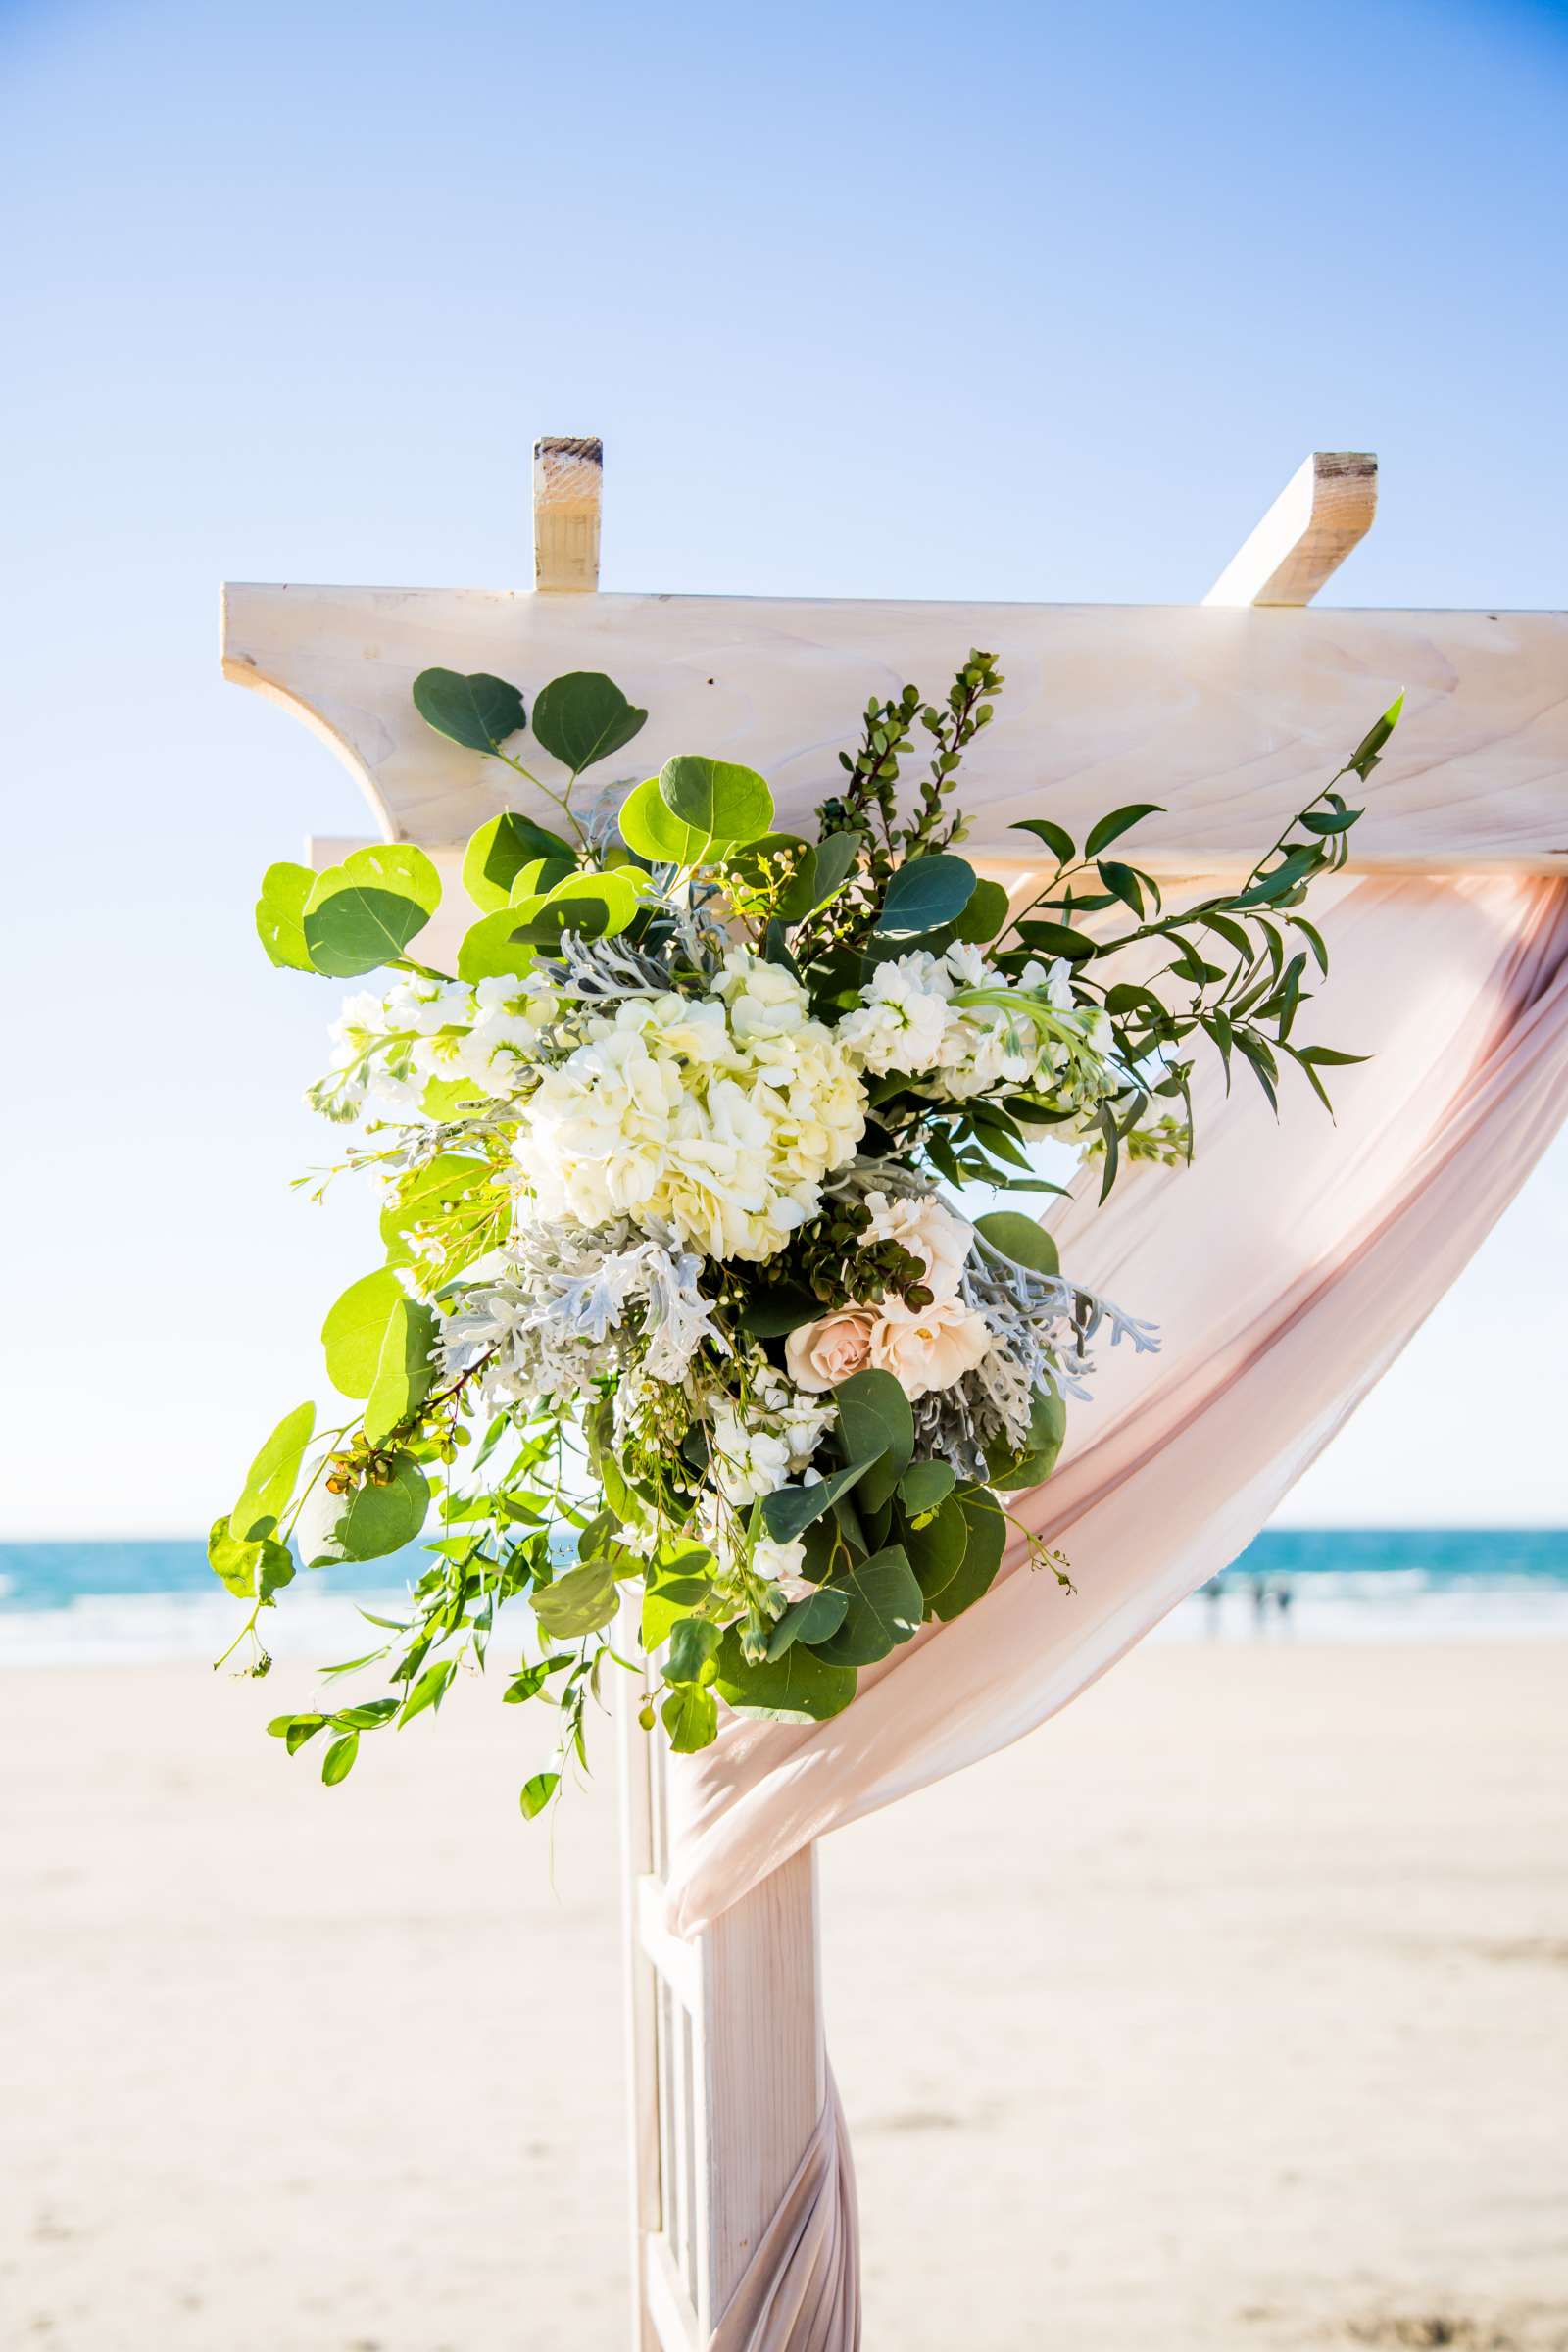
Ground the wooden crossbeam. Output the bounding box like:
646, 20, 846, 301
224, 584, 1568, 873
1203, 451, 1379, 608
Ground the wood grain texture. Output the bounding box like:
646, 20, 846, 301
698, 1846, 824, 2323
534, 435, 602, 592
1203, 451, 1379, 608
224, 584, 1568, 872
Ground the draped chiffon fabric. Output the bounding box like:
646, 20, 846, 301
669, 872, 1568, 2351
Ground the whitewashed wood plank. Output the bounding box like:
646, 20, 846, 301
224, 585, 1568, 871
1203, 451, 1379, 608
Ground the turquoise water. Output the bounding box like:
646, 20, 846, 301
2, 1527, 1567, 1663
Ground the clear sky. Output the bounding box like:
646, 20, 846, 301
3, 0, 1565, 1537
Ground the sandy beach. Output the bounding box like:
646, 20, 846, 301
3, 1640, 1565, 2351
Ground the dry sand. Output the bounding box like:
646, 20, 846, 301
3, 1641, 1565, 2350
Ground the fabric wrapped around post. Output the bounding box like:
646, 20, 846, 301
670, 872, 1568, 2352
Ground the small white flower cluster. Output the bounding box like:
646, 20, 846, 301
836, 941, 1115, 1108
325, 974, 558, 1115
706, 1348, 836, 1507
513, 950, 866, 1263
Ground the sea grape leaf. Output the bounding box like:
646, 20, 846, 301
530, 672, 648, 773
413, 667, 526, 753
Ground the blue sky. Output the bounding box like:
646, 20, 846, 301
3, 0, 1564, 1535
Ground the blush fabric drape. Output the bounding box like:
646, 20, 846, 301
683, 872, 1568, 2352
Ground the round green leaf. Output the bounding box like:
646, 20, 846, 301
834, 1368, 914, 1514
974, 1210, 1060, 1279
989, 1387, 1067, 1491
813, 1545, 924, 1667
875, 855, 977, 938
462, 810, 576, 912
320, 1270, 406, 1400
362, 1298, 438, 1446
713, 1628, 858, 1723
617, 774, 710, 865
505, 857, 576, 902
662, 1683, 719, 1754
763, 1586, 849, 1660
903, 1494, 969, 1605
530, 672, 648, 774
456, 907, 542, 983
808, 832, 860, 908
303, 846, 441, 977
531, 1558, 621, 1639
931, 1494, 1008, 1621
413, 667, 526, 753
255, 862, 316, 971
296, 1452, 430, 1566
659, 755, 774, 846
949, 875, 1011, 946
207, 1514, 260, 1599
232, 1400, 316, 1542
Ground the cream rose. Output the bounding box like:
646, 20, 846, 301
867, 1297, 994, 1400
785, 1306, 877, 1394
861, 1191, 974, 1303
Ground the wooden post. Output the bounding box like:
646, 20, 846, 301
1202, 450, 1378, 608
534, 435, 603, 592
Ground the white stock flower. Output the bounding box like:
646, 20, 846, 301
836, 953, 953, 1075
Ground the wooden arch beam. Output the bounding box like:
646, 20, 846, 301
1203, 451, 1379, 609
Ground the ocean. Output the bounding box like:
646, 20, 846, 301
2, 1527, 1567, 1666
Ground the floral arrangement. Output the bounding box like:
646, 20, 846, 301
216, 655, 1399, 1811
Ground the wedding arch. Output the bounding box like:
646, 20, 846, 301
221, 439, 1568, 2351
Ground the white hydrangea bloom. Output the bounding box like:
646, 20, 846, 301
513, 953, 866, 1264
